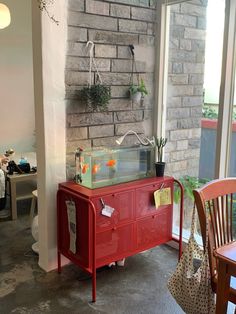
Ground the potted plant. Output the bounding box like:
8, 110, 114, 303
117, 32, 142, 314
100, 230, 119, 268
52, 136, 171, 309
129, 78, 148, 102
80, 83, 111, 111
154, 137, 167, 177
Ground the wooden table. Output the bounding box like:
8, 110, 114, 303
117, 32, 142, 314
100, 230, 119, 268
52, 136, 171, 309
7, 172, 37, 220
214, 241, 236, 313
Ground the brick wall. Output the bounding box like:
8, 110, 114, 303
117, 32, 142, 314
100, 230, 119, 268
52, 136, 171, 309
165, 0, 207, 178
65, 0, 156, 176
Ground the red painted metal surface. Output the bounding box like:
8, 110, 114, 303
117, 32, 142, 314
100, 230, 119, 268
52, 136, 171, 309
57, 176, 183, 301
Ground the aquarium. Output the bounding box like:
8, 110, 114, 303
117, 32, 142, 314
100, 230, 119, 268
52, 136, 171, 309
75, 145, 155, 189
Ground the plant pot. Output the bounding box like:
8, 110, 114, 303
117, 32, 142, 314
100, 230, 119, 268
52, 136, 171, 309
155, 162, 165, 177
130, 91, 142, 103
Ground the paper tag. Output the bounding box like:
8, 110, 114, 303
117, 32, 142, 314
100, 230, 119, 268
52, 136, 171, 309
66, 200, 77, 254
102, 205, 115, 217
154, 187, 171, 209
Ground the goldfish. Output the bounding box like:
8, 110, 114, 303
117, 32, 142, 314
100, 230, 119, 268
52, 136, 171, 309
82, 164, 89, 174
92, 164, 100, 174
106, 159, 116, 167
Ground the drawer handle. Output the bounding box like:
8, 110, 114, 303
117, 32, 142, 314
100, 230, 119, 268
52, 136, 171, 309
152, 215, 155, 219
112, 227, 117, 231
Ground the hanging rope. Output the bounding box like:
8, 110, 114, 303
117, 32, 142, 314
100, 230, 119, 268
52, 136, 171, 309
86, 41, 102, 86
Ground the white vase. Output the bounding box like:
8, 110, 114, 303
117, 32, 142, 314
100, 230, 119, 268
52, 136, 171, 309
131, 92, 142, 103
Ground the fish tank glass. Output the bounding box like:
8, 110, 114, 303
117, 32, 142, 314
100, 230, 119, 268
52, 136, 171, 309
75, 145, 155, 189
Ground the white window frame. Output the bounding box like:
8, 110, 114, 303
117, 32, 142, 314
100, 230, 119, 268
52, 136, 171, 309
154, 0, 236, 178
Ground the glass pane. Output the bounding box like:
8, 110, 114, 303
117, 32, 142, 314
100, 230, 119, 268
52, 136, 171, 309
164, 0, 225, 238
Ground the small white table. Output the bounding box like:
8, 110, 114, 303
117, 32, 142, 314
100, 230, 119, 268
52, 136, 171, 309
7, 172, 37, 220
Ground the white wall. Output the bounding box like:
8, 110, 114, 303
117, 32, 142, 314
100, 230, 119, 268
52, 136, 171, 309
0, 0, 35, 153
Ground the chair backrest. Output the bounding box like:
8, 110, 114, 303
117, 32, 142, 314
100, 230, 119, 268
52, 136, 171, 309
193, 177, 236, 278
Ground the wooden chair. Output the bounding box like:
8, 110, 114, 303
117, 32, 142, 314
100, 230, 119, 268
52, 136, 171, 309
193, 178, 236, 314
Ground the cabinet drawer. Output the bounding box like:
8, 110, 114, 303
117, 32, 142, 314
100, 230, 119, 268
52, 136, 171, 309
136, 206, 172, 250
135, 181, 172, 218
93, 191, 134, 232
96, 224, 134, 263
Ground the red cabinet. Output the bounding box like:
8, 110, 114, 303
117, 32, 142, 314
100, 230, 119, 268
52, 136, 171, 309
57, 176, 183, 302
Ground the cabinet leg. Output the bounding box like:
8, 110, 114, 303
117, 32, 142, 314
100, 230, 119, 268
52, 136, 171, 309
92, 271, 96, 302
57, 251, 61, 273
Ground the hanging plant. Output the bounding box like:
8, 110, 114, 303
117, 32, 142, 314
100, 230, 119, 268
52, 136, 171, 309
80, 83, 111, 111
79, 41, 111, 111
37, 0, 59, 25
128, 45, 148, 103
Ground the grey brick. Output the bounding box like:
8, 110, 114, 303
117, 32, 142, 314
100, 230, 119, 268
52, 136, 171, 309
131, 7, 155, 22
189, 74, 204, 85
95, 44, 116, 58
111, 4, 130, 18
89, 125, 114, 138
93, 137, 119, 147
169, 38, 179, 49
170, 129, 191, 141
67, 56, 110, 71
147, 23, 155, 35
119, 19, 147, 34
166, 96, 182, 108
67, 42, 90, 57
68, 11, 118, 31
197, 16, 207, 29
101, 73, 131, 85
181, 3, 206, 17
169, 74, 188, 85
112, 59, 132, 72
176, 140, 188, 150
189, 139, 201, 148
183, 96, 203, 107
67, 127, 88, 140
139, 35, 155, 46
167, 108, 190, 119
184, 28, 206, 40
170, 25, 185, 39
166, 160, 188, 173
177, 118, 201, 129
111, 86, 129, 98
65, 71, 91, 85
183, 63, 204, 74
86, 0, 109, 15
89, 29, 139, 45
108, 98, 132, 111
114, 110, 143, 123
68, 112, 113, 127
165, 120, 178, 131
172, 63, 183, 74
170, 85, 194, 97
68, 26, 87, 42
115, 122, 145, 136
118, 46, 132, 59
192, 39, 205, 51
174, 13, 197, 27
191, 106, 202, 117
66, 98, 87, 113
68, 0, 84, 11
180, 39, 191, 51
170, 50, 196, 63
108, 0, 149, 7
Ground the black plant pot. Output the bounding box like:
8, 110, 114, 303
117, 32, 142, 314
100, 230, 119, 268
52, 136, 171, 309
155, 162, 165, 177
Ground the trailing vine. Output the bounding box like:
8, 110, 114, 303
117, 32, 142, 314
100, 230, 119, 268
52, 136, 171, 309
37, 0, 59, 25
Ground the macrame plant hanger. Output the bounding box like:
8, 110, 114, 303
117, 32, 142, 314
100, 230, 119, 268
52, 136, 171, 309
129, 45, 139, 87
86, 41, 102, 87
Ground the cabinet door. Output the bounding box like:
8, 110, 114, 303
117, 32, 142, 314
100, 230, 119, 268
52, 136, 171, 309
96, 224, 134, 266
92, 190, 134, 232
136, 180, 173, 218
136, 206, 172, 250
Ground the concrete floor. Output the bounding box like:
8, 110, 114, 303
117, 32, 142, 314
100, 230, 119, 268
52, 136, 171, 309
0, 201, 235, 314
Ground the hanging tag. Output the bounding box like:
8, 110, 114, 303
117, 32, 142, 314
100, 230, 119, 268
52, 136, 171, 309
102, 205, 115, 217
154, 187, 171, 209
66, 200, 77, 254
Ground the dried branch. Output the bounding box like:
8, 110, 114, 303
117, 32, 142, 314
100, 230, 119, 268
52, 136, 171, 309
37, 0, 59, 25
